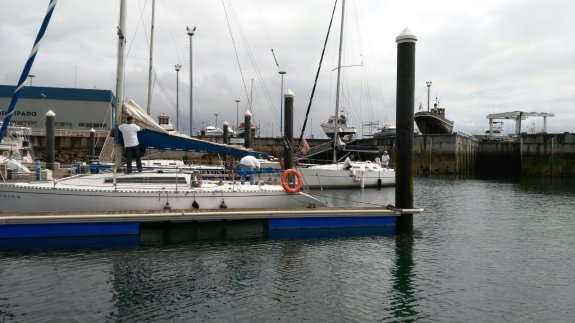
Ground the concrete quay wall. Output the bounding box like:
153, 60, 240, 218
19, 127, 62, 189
26, 132, 575, 177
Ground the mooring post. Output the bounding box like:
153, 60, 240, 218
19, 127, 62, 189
395, 28, 417, 232
223, 121, 229, 144
284, 89, 294, 170
244, 111, 252, 149
45, 109, 56, 171
89, 128, 96, 161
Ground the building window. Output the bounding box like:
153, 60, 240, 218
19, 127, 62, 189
55, 122, 73, 128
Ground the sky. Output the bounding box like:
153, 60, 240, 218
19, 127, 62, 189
1, 0, 574, 138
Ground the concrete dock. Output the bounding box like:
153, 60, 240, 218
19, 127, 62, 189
0, 207, 424, 238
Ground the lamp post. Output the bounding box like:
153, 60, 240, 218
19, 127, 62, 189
187, 26, 196, 136
175, 64, 181, 131
28, 74, 35, 86
426, 81, 432, 112
279, 71, 286, 136
235, 99, 240, 131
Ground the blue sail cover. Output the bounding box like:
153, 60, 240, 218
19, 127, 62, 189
137, 129, 267, 158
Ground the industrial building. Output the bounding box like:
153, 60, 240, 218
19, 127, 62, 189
0, 85, 114, 132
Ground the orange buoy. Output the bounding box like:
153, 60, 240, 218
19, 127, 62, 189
280, 168, 303, 193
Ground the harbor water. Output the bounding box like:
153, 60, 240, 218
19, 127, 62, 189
1, 177, 575, 322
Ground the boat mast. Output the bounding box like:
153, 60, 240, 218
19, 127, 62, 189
333, 0, 345, 163
0, 0, 57, 144
146, 0, 156, 115
114, 0, 127, 169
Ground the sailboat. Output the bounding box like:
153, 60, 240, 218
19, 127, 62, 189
297, 0, 395, 189
0, 1, 324, 213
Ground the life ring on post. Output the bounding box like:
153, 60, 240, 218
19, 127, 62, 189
281, 168, 303, 193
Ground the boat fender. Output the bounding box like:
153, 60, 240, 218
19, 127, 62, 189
377, 178, 382, 188
220, 200, 228, 208
164, 201, 171, 210
192, 199, 199, 209
280, 168, 303, 193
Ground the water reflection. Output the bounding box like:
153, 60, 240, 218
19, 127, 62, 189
389, 232, 417, 321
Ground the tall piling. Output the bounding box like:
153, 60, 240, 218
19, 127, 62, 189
395, 28, 417, 232
283, 89, 294, 170
223, 121, 229, 144
45, 110, 55, 170
244, 111, 252, 149
89, 128, 96, 161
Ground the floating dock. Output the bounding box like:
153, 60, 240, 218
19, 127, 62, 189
0, 207, 423, 239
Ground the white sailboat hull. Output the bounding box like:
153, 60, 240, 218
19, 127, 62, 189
300, 162, 395, 188
0, 172, 324, 213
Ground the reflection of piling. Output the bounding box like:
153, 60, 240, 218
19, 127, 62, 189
223, 121, 229, 144
244, 111, 252, 149
283, 90, 294, 170
395, 28, 417, 231
45, 110, 55, 170
89, 128, 96, 160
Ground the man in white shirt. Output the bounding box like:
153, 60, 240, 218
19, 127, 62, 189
343, 155, 353, 170
118, 115, 142, 173
238, 155, 261, 185
381, 151, 390, 169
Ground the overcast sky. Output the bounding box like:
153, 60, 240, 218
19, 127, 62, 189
1, 0, 573, 138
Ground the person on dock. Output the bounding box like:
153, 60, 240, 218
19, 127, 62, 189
118, 115, 142, 173
343, 155, 353, 170
238, 154, 260, 185
381, 151, 390, 169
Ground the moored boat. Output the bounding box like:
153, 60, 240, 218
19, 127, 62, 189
414, 100, 454, 135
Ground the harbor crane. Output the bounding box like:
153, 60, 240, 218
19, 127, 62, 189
486, 111, 555, 136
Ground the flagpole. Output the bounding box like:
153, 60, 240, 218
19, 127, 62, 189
0, 0, 57, 143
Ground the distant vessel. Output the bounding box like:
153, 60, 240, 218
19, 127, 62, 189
320, 113, 357, 141
414, 99, 454, 135
236, 122, 257, 138
372, 123, 396, 138
201, 124, 223, 137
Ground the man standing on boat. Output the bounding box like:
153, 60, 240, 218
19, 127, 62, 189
119, 115, 142, 173
381, 151, 390, 169
238, 155, 260, 185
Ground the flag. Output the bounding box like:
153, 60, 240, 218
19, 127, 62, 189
418, 102, 423, 111
300, 138, 310, 155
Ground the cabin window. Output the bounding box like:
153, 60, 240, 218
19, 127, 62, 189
104, 176, 188, 184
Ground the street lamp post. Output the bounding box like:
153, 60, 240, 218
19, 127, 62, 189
235, 99, 240, 130
28, 74, 35, 86
426, 81, 432, 112
175, 64, 181, 131
187, 26, 196, 136
279, 71, 286, 136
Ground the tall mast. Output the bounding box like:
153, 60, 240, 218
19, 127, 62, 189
114, 0, 127, 169
146, 0, 156, 115
0, 0, 57, 143
333, 0, 345, 164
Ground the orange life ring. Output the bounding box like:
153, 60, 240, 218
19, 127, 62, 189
280, 168, 303, 193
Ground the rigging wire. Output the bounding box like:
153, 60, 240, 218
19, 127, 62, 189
298, 0, 339, 146
225, 0, 279, 126
221, 0, 252, 118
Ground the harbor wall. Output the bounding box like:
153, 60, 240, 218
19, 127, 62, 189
412, 133, 478, 176
520, 133, 575, 176
26, 132, 575, 177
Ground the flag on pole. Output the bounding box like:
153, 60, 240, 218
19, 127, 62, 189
418, 102, 423, 111
300, 138, 310, 155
